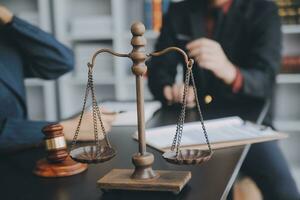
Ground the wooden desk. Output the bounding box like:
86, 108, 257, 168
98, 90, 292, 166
0, 108, 249, 200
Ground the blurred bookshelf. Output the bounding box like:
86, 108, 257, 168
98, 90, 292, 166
1, 0, 57, 121
276, 0, 300, 25
277, 73, 300, 83
274, 0, 300, 132
53, 0, 112, 118
4, 0, 300, 130
51, 0, 300, 126
52, 0, 170, 119
282, 24, 300, 34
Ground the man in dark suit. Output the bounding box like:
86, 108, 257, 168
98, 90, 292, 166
0, 5, 115, 150
148, 0, 299, 199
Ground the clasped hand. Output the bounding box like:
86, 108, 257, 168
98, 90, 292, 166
163, 83, 196, 108
186, 38, 237, 85
163, 38, 237, 106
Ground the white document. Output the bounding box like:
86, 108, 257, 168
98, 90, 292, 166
135, 116, 282, 149
101, 101, 161, 126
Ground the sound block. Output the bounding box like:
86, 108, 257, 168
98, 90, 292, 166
33, 156, 88, 177
97, 169, 191, 193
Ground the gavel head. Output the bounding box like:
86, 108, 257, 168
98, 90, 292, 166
42, 124, 68, 163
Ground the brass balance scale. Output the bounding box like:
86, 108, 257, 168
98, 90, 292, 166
69, 22, 213, 193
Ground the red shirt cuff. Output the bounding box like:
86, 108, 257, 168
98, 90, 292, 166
232, 67, 243, 93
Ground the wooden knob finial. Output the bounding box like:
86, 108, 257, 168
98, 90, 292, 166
130, 22, 147, 76
131, 22, 146, 36
42, 123, 68, 163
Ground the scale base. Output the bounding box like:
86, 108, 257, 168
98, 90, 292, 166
33, 156, 88, 177
97, 169, 191, 193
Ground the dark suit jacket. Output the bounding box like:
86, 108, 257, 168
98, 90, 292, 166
148, 0, 282, 123
0, 16, 73, 150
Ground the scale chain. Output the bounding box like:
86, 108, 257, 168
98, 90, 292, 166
171, 65, 191, 157
170, 60, 212, 158
190, 70, 212, 153
70, 65, 109, 158
90, 76, 100, 157
95, 103, 111, 147
70, 67, 92, 152
176, 69, 191, 157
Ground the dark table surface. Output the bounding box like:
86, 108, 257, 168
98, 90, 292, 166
0, 107, 249, 200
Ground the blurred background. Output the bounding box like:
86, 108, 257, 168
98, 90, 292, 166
1, 0, 300, 191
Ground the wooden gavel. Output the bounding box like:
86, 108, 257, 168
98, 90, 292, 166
43, 124, 68, 162
33, 123, 87, 177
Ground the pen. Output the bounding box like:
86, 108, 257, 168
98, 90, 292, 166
102, 111, 126, 115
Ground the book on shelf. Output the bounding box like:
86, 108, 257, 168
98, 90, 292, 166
162, 0, 170, 13
281, 55, 300, 73
144, 0, 170, 32
276, 0, 300, 25
153, 0, 163, 32
144, 0, 153, 30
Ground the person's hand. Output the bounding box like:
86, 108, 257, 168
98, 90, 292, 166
186, 38, 237, 85
61, 109, 116, 141
163, 83, 196, 108
0, 5, 13, 25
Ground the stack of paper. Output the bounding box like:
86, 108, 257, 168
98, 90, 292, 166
101, 101, 161, 126
133, 117, 287, 152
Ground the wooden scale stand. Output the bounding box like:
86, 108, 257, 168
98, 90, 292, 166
68, 22, 213, 193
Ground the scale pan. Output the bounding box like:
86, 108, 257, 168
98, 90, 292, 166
162, 149, 212, 165
70, 145, 116, 164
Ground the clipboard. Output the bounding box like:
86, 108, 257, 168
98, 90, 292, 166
132, 116, 288, 153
